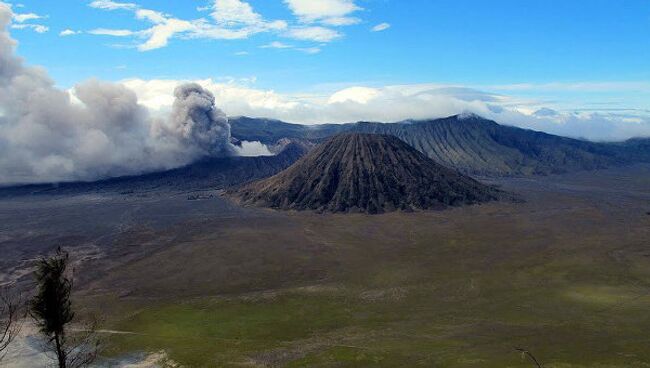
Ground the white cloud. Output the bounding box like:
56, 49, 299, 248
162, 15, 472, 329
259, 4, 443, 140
211, 0, 262, 26
135, 10, 195, 51
59, 29, 79, 36
135, 8, 167, 23
486, 81, 650, 93
297, 46, 321, 54
191, 19, 287, 41
284, 0, 361, 25
86, 0, 290, 51
9, 7, 48, 32
85, 1, 357, 51
261, 41, 322, 54
120, 78, 650, 141
89, 28, 137, 36
372, 22, 390, 32
89, 0, 137, 11
10, 23, 48, 32
261, 41, 293, 49
234, 51, 249, 56
12, 12, 41, 22
285, 26, 341, 42
7, 2, 642, 143
122, 78, 301, 115
329, 87, 380, 104
209, 0, 289, 34
322, 16, 360, 26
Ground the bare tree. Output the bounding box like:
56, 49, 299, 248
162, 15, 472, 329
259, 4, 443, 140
515, 347, 543, 368
30, 247, 100, 368
0, 286, 22, 362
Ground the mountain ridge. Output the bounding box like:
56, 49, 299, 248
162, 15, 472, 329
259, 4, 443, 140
230, 115, 649, 176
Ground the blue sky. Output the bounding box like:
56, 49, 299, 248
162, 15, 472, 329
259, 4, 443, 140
8, 0, 650, 90
3, 0, 650, 141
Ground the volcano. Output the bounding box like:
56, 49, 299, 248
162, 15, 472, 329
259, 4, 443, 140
229, 133, 502, 214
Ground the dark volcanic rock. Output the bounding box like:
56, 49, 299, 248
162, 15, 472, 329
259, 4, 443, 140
230, 133, 502, 214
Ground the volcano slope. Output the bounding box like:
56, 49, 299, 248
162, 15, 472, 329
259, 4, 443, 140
230, 133, 502, 214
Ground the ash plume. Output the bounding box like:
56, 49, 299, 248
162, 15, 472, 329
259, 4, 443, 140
0, 3, 236, 185
165, 83, 235, 157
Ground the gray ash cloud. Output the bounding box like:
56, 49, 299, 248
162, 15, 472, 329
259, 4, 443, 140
166, 83, 235, 157
0, 3, 236, 185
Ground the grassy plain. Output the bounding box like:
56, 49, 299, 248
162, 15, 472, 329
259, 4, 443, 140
73, 166, 650, 366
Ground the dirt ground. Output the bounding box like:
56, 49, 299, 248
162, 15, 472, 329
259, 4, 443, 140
1, 164, 649, 367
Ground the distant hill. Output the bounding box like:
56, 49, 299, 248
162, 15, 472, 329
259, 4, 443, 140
0, 143, 308, 197
229, 133, 502, 214
231, 115, 650, 176
613, 137, 650, 162
229, 117, 343, 143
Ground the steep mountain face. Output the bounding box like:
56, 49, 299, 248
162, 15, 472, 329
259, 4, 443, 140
231, 115, 649, 176
0, 143, 308, 197
611, 138, 650, 162
349, 116, 624, 176
229, 133, 502, 214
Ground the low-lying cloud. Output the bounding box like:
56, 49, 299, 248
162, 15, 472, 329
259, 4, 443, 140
233, 141, 274, 157
123, 79, 650, 142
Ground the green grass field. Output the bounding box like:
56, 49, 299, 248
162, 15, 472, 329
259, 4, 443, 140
102, 283, 650, 367
79, 171, 650, 367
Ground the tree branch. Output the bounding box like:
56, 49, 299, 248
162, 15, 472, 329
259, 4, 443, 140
515, 347, 543, 368
0, 287, 23, 362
